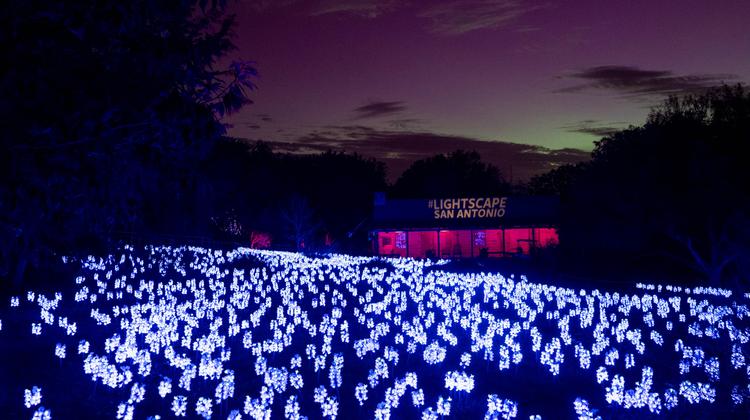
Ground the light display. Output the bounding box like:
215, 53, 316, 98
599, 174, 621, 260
1, 245, 748, 418
24, 386, 42, 408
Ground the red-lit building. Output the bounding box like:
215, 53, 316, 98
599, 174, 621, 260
370, 195, 559, 259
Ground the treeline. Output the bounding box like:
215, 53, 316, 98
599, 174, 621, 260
527, 85, 750, 287
173, 86, 750, 288
198, 142, 387, 253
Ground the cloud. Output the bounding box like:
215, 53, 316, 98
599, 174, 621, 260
306, 0, 547, 35
257, 113, 273, 122
311, 0, 401, 18
247, 125, 589, 181
388, 118, 425, 129
560, 119, 629, 138
353, 101, 407, 119
418, 0, 548, 35
556, 65, 736, 99
243, 0, 301, 13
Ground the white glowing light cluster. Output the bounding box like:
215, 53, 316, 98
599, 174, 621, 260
355, 382, 368, 406
171, 395, 187, 417
158, 378, 172, 398
486, 394, 517, 419
195, 397, 213, 419
24, 386, 42, 408
32, 406, 52, 420
3, 245, 749, 418
444, 371, 474, 392
54, 343, 66, 359
423, 341, 446, 365
573, 397, 600, 420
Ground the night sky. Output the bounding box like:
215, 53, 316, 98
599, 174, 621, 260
225, 0, 750, 180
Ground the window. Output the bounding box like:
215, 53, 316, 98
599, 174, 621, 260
504, 228, 533, 255
395, 232, 407, 249
407, 231, 438, 258
474, 231, 486, 247
377, 231, 406, 257
439, 230, 471, 258
535, 228, 559, 247
473, 230, 502, 257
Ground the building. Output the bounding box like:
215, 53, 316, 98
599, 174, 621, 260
370, 195, 559, 259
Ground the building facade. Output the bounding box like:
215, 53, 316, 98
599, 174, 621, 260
370, 195, 559, 259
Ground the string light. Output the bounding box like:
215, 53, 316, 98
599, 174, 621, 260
24, 386, 42, 408
171, 395, 188, 417
195, 397, 212, 419
32, 406, 51, 420
444, 371, 474, 392
486, 394, 518, 419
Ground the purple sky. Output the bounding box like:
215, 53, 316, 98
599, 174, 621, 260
223, 0, 750, 181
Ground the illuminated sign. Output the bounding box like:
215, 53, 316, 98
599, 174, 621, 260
428, 197, 508, 220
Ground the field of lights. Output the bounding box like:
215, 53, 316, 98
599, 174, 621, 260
1, 245, 749, 419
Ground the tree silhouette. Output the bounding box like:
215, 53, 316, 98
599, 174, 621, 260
199, 140, 387, 252
391, 150, 510, 198
557, 85, 750, 285
526, 163, 586, 196
0, 0, 256, 283
281, 194, 321, 251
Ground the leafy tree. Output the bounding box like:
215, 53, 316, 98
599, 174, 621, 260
199, 140, 387, 252
0, 0, 256, 284
526, 163, 586, 196
560, 85, 750, 285
391, 150, 510, 198
290, 151, 387, 250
